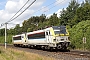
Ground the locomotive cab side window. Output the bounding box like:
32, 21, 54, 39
46, 31, 50, 35
46, 32, 48, 35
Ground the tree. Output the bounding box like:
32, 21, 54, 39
22, 20, 29, 32
60, 0, 79, 27
14, 24, 22, 35
48, 13, 60, 26
7, 28, 15, 35
0, 28, 5, 36
85, 0, 90, 3
73, 1, 90, 24
39, 14, 46, 23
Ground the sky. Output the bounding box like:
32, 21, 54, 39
0, 0, 85, 29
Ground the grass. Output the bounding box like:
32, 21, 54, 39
0, 46, 55, 60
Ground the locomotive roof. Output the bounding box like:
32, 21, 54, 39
52, 26, 66, 29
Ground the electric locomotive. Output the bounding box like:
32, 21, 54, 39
26, 26, 70, 50
12, 26, 70, 51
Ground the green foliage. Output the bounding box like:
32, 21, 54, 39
48, 13, 60, 26
74, 1, 90, 24
14, 24, 22, 35
0, 35, 12, 44
60, 0, 79, 26
0, 28, 5, 36
0, 36, 4, 43
69, 20, 90, 50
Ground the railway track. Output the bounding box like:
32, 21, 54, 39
70, 50, 90, 58
0, 44, 90, 60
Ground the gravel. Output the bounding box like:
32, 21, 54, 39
11, 46, 90, 60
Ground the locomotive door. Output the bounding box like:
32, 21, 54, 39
22, 34, 27, 44
46, 31, 51, 43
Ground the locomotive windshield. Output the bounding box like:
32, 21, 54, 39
52, 26, 67, 34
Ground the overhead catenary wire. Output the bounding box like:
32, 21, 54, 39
7, 0, 36, 23
0, 0, 36, 49
0, 0, 30, 28
0, 0, 58, 29
25, 0, 65, 18
9, 0, 30, 22
31, 1, 57, 15
0, 0, 64, 28
0, 0, 36, 28
31, 0, 60, 16
43, 0, 65, 13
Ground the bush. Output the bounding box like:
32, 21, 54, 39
68, 20, 90, 50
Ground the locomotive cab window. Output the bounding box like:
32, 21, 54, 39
13, 36, 21, 40
46, 32, 48, 35
52, 26, 67, 34
46, 31, 50, 35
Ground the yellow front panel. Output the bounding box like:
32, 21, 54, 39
50, 27, 55, 36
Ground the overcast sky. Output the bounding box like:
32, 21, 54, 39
0, 0, 85, 29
